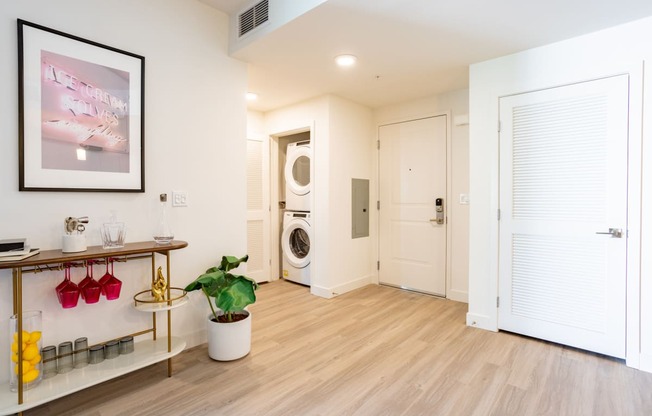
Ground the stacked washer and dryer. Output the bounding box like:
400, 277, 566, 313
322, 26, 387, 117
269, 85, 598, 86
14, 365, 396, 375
282, 141, 312, 286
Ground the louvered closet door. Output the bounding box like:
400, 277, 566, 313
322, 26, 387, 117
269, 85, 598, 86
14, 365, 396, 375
498, 75, 629, 358
247, 139, 270, 283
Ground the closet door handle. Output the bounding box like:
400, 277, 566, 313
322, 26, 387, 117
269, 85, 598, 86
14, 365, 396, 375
595, 228, 623, 238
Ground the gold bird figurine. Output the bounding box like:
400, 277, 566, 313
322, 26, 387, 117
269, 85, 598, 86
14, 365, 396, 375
152, 267, 167, 301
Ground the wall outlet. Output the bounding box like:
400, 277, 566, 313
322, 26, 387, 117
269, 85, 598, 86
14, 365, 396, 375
172, 191, 188, 207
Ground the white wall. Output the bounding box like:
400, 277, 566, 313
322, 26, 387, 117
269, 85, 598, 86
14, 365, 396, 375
374, 89, 470, 302
264, 95, 374, 298
468, 16, 652, 370
247, 110, 265, 141
327, 96, 375, 294
0, 0, 248, 382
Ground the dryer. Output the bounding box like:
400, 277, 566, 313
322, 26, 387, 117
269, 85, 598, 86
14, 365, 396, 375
282, 211, 311, 285
285, 141, 311, 212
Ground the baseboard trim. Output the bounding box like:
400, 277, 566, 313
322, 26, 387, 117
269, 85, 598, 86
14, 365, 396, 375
466, 312, 497, 332
311, 275, 374, 299
311, 285, 335, 299
447, 289, 468, 303
636, 353, 652, 373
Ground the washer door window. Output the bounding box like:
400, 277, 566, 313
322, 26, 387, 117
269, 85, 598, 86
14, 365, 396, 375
282, 221, 311, 268
285, 145, 311, 196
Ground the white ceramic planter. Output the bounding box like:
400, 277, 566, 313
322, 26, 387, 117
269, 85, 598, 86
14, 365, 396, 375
207, 310, 252, 361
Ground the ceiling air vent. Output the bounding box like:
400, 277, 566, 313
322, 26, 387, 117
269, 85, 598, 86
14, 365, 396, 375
239, 0, 269, 37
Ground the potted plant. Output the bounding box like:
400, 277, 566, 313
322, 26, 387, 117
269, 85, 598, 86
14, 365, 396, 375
184, 254, 258, 361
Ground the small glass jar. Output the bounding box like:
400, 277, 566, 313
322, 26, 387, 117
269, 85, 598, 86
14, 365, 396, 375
9, 310, 43, 391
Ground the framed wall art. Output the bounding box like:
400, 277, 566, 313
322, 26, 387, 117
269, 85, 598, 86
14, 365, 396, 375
18, 19, 145, 192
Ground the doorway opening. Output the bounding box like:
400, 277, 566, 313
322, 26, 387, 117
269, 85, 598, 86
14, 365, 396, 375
270, 129, 313, 285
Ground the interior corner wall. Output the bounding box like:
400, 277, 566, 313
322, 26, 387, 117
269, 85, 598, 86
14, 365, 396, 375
468, 15, 652, 371
0, 0, 248, 382
374, 89, 470, 303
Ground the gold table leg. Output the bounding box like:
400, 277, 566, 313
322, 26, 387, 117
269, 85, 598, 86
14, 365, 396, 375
14, 268, 24, 404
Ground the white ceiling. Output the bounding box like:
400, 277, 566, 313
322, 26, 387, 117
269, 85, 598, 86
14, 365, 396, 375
201, 0, 652, 112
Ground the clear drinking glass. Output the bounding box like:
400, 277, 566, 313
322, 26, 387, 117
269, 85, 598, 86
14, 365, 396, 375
101, 222, 126, 249
119, 336, 134, 355
73, 337, 89, 369
153, 194, 173, 244
57, 341, 73, 374
89, 345, 104, 364
10, 310, 43, 391
104, 341, 120, 360
41, 345, 57, 379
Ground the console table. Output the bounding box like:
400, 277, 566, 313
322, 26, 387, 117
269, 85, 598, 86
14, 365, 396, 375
0, 240, 188, 415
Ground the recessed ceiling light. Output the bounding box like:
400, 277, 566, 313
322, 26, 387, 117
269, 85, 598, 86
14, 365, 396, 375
335, 54, 357, 67
246, 92, 258, 101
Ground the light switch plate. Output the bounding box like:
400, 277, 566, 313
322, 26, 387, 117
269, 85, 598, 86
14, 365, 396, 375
459, 193, 470, 205
172, 191, 188, 207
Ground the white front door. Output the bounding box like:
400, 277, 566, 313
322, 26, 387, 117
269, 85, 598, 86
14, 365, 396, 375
378, 116, 448, 296
498, 75, 629, 358
246, 138, 270, 283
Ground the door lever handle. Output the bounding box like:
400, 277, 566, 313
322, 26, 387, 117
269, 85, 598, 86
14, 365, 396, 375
595, 228, 623, 238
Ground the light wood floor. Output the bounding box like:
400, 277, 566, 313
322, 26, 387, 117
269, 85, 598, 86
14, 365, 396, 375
27, 280, 652, 415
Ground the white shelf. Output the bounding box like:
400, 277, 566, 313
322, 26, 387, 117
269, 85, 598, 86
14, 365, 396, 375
0, 337, 185, 415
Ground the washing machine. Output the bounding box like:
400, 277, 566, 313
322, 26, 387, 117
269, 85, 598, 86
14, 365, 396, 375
282, 211, 311, 285
285, 141, 311, 212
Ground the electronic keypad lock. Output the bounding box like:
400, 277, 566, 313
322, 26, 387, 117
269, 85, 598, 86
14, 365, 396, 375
435, 198, 445, 225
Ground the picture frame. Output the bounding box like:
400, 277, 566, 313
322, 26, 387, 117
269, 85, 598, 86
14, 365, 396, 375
18, 19, 145, 192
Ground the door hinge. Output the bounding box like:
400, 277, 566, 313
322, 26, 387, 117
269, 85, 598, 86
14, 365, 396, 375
377, 140, 380, 150
498, 120, 502, 133
377, 261, 380, 270
497, 209, 501, 220
377, 200, 380, 210
497, 297, 500, 308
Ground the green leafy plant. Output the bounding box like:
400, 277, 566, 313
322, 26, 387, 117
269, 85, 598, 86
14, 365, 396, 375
184, 254, 259, 322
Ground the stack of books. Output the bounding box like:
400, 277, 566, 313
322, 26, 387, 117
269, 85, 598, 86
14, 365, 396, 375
0, 239, 40, 262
